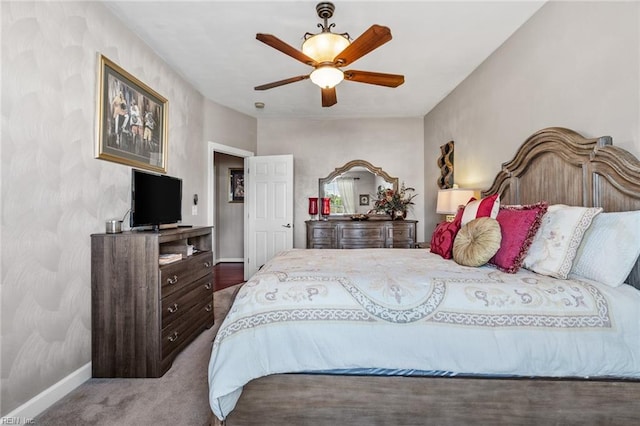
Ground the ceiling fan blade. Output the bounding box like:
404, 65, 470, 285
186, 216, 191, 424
254, 75, 310, 91
344, 70, 405, 87
256, 34, 317, 66
333, 25, 392, 67
321, 87, 337, 107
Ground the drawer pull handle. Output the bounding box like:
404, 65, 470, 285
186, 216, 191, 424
205, 304, 213, 312
167, 303, 179, 313
204, 282, 212, 290
204, 261, 212, 268
167, 275, 178, 285
168, 331, 179, 342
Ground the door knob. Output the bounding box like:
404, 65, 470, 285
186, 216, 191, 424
282, 223, 292, 228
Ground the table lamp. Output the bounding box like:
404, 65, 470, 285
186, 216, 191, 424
436, 188, 475, 222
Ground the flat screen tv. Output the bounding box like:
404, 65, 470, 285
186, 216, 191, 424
130, 169, 182, 230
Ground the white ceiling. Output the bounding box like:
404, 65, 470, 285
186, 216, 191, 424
103, 0, 545, 119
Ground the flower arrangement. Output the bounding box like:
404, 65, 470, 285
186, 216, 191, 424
373, 182, 418, 216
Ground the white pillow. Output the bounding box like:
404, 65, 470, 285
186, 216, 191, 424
523, 204, 602, 279
569, 211, 640, 287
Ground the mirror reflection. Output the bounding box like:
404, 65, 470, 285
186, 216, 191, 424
319, 160, 399, 216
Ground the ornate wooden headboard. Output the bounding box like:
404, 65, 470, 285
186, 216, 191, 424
482, 127, 640, 289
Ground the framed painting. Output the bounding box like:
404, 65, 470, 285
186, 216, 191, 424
95, 54, 168, 173
359, 194, 370, 206
229, 168, 245, 203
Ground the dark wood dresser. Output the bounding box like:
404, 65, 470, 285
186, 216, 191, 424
91, 226, 214, 378
306, 218, 417, 249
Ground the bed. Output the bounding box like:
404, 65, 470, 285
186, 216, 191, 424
208, 127, 640, 425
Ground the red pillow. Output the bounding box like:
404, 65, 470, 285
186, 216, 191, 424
461, 194, 500, 226
489, 202, 548, 273
430, 208, 464, 259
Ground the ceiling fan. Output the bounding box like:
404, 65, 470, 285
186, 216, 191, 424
254, 2, 405, 107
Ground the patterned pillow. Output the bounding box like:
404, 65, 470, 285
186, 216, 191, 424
460, 194, 500, 226
453, 217, 502, 267
430, 208, 464, 260
489, 202, 548, 273
569, 211, 640, 287
523, 205, 602, 279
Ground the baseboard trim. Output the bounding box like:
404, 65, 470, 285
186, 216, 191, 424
1, 362, 91, 421
216, 258, 243, 263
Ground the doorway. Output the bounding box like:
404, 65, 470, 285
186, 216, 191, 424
207, 142, 253, 266
213, 152, 244, 263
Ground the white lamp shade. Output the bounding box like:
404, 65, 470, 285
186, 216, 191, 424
309, 66, 344, 89
302, 32, 350, 63
436, 188, 476, 215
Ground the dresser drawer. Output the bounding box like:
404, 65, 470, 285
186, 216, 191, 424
388, 225, 415, 240
338, 225, 385, 240
307, 223, 335, 248
338, 223, 385, 248
311, 226, 335, 239
159, 252, 213, 297
161, 274, 213, 329
162, 297, 213, 360
339, 240, 386, 249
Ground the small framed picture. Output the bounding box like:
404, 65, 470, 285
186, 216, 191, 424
359, 194, 370, 206
95, 54, 168, 173
229, 168, 244, 203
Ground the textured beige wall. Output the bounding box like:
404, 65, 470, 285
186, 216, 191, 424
423, 1, 640, 240
0, 1, 255, 415
257, 118, 425, 247
203, 101, 257, 153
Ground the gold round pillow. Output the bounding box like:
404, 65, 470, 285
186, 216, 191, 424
453, 217, 502, 267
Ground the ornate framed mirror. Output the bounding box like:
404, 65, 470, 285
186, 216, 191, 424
318, 160, 399, 216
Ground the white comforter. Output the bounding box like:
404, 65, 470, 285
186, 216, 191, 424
208, 249, 640, 420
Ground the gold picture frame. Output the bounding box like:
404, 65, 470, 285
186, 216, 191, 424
229, 168, 244, 203
95, 54, 168, 173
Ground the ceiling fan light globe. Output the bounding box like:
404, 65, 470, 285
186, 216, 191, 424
310, 66, 344, 89
302, 32, 350, 63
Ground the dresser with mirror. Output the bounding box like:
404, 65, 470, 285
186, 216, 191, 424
308, 160, 417, 249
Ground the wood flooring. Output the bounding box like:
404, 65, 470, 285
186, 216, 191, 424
213, 262, 244, 292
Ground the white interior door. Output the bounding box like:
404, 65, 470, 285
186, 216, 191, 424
244, 155, 294, 279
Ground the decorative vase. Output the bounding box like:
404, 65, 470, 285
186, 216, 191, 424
392, 210, 406, 220
308, 197, 318, 220
321, 197, 331, 220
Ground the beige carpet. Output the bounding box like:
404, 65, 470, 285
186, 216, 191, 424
35, 284, 241, 426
